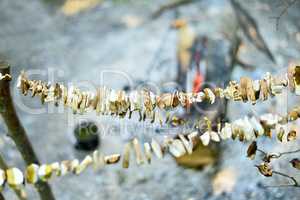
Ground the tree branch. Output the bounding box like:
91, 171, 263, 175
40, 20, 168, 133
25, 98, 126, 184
0, 62, 55, 200
270, 0, 299, 30
151, 0, 196, 19
273, 171, 299, 187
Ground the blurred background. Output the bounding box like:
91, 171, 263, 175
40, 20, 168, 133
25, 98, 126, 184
0, 0, 300, 199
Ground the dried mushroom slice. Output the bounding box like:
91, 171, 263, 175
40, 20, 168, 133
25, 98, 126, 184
240, 77, 249, 102
287, 130, 297, 142
6, 168, 24, 188
122, 143, 131, 168
178, 134, 192, 154
26, 164, 39, 184
259, 79, 269, 101
144, 142, 152, 164
276, 126, 285, 142
246, 79, 256, 104
172, 91, 180, 108
132, 138, 144, 165
104, 154, 121, 165
293, 66, 300, 95
168, 139, 186, 157
290, 158, 300, 170
151, 138, 163, 159
252, 80, 260, 100
220, 122, 232, 140
38, 164, 52, 182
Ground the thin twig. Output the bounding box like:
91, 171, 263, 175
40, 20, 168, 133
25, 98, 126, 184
263, 148, 300, 160
277, 148, 300, 157
0, 62, 55, 200
151, 0, 196, 19
257, 149, 300, 159
273, 171, 299, 186
270, 0, 298, 30
257, 148, 267, 155
260, 171, 300, 188
263, 184, 300, 188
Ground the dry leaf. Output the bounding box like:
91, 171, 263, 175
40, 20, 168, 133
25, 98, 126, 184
290, 158, 300, 170
151, 138, 163, 159
256, 162, 272, 177
240, 77, 250, 101
179, 134, 192, 154
133, 138, 144, 165
259, 79, 269, 100
200, 131, 210, 146
144, 142, 152, 164
247, 141, 257, 160
288, 64, 296, 92
204, 88, 215, 104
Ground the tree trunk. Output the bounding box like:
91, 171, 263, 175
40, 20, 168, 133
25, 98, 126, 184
0, 62, 55, 200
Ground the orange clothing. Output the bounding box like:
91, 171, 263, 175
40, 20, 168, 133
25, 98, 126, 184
193, 70, 203, 93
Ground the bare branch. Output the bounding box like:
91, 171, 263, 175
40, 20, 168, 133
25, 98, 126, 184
270, 0, 299, 30
151, 0, 196, 19
273, 171, 299, 186
0, 62, 55, 200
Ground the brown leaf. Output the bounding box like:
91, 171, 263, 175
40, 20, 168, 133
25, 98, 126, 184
256, 162, 272, 177
290, 158, 300, 170
247, 141, 257, 160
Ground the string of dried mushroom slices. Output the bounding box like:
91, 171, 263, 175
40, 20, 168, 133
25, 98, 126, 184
17, 68, 298, 123
1, 105, 299, 191
0, 152, 121, 191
